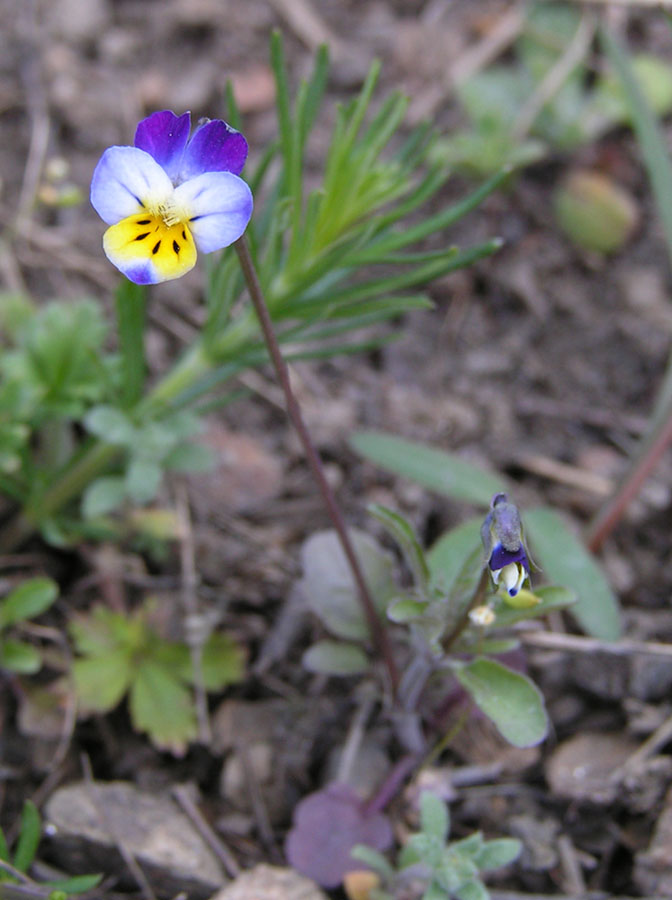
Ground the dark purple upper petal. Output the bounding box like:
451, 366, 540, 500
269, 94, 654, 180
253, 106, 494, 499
489, 543, 529, 573
179, 119, 248, 180
134, 111, 191, 182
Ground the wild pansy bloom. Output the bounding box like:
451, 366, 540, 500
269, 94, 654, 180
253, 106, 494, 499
90, 110, 253, 285
480, 493, 530, 598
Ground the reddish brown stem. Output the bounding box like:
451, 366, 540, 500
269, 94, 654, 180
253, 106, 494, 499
234, 237, 399, 693
586, 400, 672, 552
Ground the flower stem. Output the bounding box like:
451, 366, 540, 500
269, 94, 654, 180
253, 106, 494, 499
234, 236, 399, 693
586, 392, 672, 552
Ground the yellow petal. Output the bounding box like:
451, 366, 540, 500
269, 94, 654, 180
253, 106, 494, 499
103, 213, 197, 284
501, 588, 541, 609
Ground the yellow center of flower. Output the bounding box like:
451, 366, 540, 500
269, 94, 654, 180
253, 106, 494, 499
103, 206, 197, 282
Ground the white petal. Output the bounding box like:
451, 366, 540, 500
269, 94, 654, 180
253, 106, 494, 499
90, 146, 174, 225
174, 171, 253, 253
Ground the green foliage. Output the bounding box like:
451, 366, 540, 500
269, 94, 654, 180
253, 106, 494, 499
0, 800, 101, 898
524, 508, 620, 640
300, 494, 575, 747
351, 429, 620, 640
352, 791, 521, 900
0, 578, 58, 675
0, 34, 504, 546
81, 406, 213, 517
70, 601, 245, 753
432, 1, 672, 177
452, 658, 547, 748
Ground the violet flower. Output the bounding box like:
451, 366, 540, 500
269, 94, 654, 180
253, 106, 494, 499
90, 110, 253, 284
480, 493, 531, 597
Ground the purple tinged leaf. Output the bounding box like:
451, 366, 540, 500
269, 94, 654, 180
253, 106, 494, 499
285, 783, 393, 888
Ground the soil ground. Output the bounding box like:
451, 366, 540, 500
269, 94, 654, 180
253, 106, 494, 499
3, 1, 672, 898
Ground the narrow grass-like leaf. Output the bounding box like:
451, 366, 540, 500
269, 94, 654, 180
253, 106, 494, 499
44, 873, 103, 894
115, 278, 146, 409
453, 657, 548, 748
13, 801, 41, 873
297, 44, 329, 149
368, 503, 431, 593
525, 507, 621, 639
601, 28, 672, 266
350, 431, 505, 505
224, 78, 242, 131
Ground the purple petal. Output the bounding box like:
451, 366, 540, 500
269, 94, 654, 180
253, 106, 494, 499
175, 171, 253, 253
90, 146, 173, 225
134, 111, 191, 182
179, 119, 248, 179
489, 543, 529, 573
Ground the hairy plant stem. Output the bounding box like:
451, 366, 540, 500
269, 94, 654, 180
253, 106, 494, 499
234, 236, 399, 694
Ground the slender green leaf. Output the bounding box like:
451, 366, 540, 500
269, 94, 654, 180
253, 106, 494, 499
351, 432, 505, 506
224, 78, 242, 131
0, 826, 9, 862
525, 507, 620, 639
0, 578, 57, 628
296, 44, 329, 148
368, 503, 431, 593
44, 874, 103, 894
13, 801, 41, 873
601, 28, 672, 266
453, 658, 548, 748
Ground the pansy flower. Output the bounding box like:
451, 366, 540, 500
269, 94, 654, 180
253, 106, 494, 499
480, 493, 531, 598
90, 110, 253, 285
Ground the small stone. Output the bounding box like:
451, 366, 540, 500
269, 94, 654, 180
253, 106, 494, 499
209, 863, 328, 900
45, 781, 223, 899
545, 733, 637, 805
189, 423, 283, 515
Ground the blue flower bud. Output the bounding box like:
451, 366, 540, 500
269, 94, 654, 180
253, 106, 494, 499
481, 493, 530, 598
